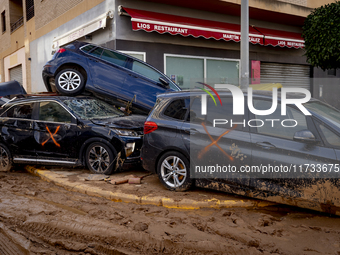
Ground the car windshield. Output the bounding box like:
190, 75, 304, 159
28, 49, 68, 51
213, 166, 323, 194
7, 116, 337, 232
63, 98, 123, 120
304, 101, 340, 129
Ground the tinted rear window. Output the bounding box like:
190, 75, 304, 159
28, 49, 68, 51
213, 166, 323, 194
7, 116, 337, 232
88, 47, 103, 58
81, 44, 96, 53
163, 99, 189, 120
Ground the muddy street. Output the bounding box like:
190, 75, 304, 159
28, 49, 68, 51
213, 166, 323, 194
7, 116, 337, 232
1, 167, 340, 255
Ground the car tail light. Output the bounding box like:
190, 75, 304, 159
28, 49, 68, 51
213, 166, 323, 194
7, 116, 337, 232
57, 48, 66, 53
144, 121, 158, 135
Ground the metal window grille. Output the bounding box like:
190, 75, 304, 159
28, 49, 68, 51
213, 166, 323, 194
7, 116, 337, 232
26, 0, 34, 21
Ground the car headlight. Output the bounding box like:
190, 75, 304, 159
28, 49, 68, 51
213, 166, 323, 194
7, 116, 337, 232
125, 142, 135, 157
114, 129, 138, 136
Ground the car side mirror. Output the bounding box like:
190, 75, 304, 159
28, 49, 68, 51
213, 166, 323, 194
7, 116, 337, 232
293, 129, 317, 143
159, 77, 170, 88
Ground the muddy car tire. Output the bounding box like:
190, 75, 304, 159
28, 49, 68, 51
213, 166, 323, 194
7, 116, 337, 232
55, 69, 85, 96
0, 143, 12, 172
85, 142, 116, 175
157, 151, 192, 191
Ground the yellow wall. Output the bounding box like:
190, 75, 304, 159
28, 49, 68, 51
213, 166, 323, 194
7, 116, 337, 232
307, 0, 334, 8
35, 0, 105, 40
4, 47, 27, 90
220, 0, 335, 17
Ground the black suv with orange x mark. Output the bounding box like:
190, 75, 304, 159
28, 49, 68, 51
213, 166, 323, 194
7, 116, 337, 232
0, 95, 145, 174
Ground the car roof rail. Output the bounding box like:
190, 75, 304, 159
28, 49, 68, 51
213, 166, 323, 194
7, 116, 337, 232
0, 96, 17, 108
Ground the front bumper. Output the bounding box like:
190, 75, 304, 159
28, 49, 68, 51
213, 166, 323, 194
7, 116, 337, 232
42, 66, 56, 92
120, 136, 143, 165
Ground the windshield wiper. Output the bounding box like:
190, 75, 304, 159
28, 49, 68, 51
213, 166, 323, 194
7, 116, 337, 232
90, 115, 122, 120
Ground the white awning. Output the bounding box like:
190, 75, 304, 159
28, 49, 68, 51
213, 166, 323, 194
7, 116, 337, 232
52, 10, 114, 50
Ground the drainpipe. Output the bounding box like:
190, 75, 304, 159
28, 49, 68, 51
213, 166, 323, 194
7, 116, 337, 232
240, 0, 249, 89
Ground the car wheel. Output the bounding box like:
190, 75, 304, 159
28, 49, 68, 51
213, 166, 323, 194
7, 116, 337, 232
157, 151, 192, 191
55, 68, 85, 96
0, 143, 12, 172
85, 142, 116, 175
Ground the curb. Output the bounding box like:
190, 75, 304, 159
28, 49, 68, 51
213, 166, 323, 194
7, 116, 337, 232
25, 165, 276, 210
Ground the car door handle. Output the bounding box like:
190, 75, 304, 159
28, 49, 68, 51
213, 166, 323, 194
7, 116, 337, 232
128, 73, 138, 78
256, 142, 276, 150
89, 58, 98, 62
184, 128, 199, 135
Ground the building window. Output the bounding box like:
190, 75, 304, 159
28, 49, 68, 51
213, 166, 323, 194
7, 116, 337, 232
165, 54, 240, 89
25, 0, 34, 21
1, 11, 6, 33
9, 0, 23, 33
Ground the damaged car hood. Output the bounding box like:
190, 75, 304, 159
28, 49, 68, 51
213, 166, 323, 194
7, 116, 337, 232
91, 115, 146, 130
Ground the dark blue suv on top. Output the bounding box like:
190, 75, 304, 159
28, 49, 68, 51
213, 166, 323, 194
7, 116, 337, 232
42, 41, 180, 115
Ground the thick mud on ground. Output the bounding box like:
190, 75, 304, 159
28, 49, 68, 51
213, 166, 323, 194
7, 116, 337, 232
1, 168, 340, 255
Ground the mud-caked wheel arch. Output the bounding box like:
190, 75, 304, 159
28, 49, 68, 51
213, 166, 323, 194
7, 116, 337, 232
85, 142, 117, 175
0, 143, 12, 172
55, 68, 85, 96
157, 151, 192, 191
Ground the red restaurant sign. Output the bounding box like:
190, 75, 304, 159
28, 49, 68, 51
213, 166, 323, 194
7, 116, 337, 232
123, 7, 304, 49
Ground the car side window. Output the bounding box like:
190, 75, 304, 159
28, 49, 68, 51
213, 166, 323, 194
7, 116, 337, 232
88, 47, 103, 58
163, 99, 189, 120
316, 122, 340, 147
39, 102, 72, 123
81, 45, 96, 53
132, 60, 163, 83
253, 100, 308, 140
187, 97, 205, 123
101, 49, 128, 67
188, 96, 244, 131
5, 103, 34, 119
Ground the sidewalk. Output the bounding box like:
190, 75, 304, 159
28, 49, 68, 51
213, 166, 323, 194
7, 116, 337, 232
25, 165, 275, 210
